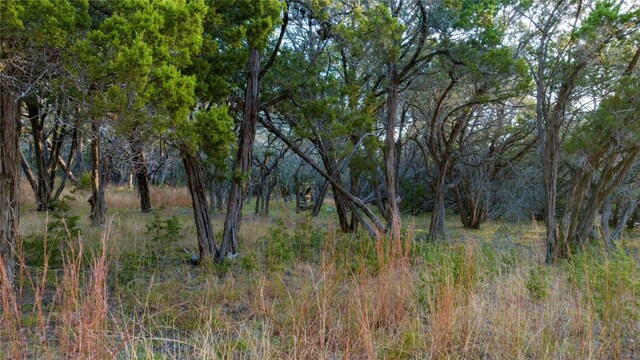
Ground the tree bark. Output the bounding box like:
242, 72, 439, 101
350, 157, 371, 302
131, 141, 151, 213
429, 159, 449, 240
220, 47, 261, 260
20, 151, 38, 195
311, 181, 328, 217
0, 87, 20, 285
181, 149, 217, 261
259, 114, 385, 237
52, 127, 78, 203
88, 120, 106, 226
542, 123, 560, 262
384, 62, 401, 241
26, 97, 51, 211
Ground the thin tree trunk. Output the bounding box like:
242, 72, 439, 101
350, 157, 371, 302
0, 87, 20, 285
384, 62, 401, 241
543, 124, 560, 262
264, 181, 272, 216
311, 181, 328, 217
259, 114, 385, 236
601, 196, 613, 250
181, 149, 217, 261
131, 141, 151, 213
20, 151, 38, 196
52, 127, 78, 203
216, 181, 224, 211
26, 98, 50, 211
220, 47, 261, 260
74, 131, 85, 176
89, 120, 106, 226
429, 159, 448, 240
611, 199, 638, 242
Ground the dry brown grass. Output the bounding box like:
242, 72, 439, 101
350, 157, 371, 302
3, 187, 640, 359
106, 186, 193, 209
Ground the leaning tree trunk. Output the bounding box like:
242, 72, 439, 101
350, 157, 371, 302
220, 47, 261, 261
131, 141, 151, 213
89, 120, 106, 226
181, 149, 217, 261
0, 87, 20, 285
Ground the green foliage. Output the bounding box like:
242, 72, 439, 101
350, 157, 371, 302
334, 232, 381, 275
566, 247, 640, 323
526, 265, 549, 301
145, 210, 183, 243
74, 172, 93, 192
192, 106, 235, 168
22, 195, 80, 268
74, 0, 206, 147
239, 252, 258, 272
264, 220, 294, 271
291, 216, 324, 262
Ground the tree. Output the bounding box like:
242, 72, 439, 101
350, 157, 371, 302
1, 0, 89, 282
560, 48, 640, 250
220, 0, 285, 260
519, 0, 639, 261
74, 0, 207, 225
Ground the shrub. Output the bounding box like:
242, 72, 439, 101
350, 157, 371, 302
566, 247, 640, 323
526, 265, 549, 301
145, 210, 183, 243
264, 220, 294, 271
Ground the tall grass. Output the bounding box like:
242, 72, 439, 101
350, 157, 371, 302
3, 188, 640, 359
106, 186, 193, 209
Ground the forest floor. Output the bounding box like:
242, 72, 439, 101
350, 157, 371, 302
3, 185, 640, 359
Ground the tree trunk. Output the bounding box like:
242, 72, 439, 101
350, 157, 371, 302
429, 159, 448, 240
254, 182, 262, 214
216, 181, 224, 211
311, 181, 328, 217
264, 181, 272, 216
384, 62, 401, 241
88, 120, 106, 226
260, 114, 385, 236
0, 88, 20, 285
543, 124, 560, 262
131, 141, 151, 213
220, 47, 261, 260
74, 131, 85, 176
20, 151, 38, 196
181, 149, 217, 261
611, 198, 638, 242
26, 98, 51, 211
52, 127, 78, 203
321, 153, 352, 232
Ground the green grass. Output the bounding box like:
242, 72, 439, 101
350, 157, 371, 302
4, 187, 640, 359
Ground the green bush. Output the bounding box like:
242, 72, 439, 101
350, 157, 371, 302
145, 211, 183, 243
526, 265, 549, 301
566, 247, 640, 323
74, 172, 93, 192
23, 195, 80, 268
264, 220, 294, 271
291, 216, 324, 262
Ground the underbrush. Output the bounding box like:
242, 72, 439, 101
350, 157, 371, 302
2, 209, 639, 359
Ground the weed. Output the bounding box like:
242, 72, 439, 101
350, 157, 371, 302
526, 264, 549, 301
